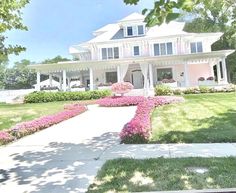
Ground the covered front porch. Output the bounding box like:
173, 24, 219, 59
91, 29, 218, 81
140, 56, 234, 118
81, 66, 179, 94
29, 50, 233, 95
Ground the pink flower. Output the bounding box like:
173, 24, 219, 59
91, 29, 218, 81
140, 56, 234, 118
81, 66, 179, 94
111, 82, 134, 94
120, 96, 184, 143
10, 105, 87, 139
0, 131, 15, 145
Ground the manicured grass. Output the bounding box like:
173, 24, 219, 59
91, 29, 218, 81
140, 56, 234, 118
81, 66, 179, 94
88, 157, 236, 193
0, 101, 92, 131
151, 93, 236, 143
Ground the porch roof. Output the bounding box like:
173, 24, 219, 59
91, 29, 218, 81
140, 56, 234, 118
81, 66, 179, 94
29, 50, 234, 73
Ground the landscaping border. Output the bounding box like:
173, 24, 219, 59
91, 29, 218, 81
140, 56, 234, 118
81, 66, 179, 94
98, 96, 184, 143
0, 104, 87, 145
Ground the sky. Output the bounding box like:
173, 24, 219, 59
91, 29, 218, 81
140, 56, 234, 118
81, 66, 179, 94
6, 0, 154, 66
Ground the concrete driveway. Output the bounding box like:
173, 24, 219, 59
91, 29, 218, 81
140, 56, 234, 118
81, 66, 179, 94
0, 105, 136, 193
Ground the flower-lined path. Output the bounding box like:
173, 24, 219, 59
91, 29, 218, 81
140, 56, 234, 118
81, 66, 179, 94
2, 105, 236, 193
0, 105, 136, 193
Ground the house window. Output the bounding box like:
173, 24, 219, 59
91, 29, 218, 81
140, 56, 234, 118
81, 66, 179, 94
154, 44, 160, 56
190, 42, 203, 53
157, 68, 173, 81
106, 72, 117, 83
127, 26, 133, 36
154, 42, 173, 56
133, 46, 140, 56
138, 25, 144, 35
114, 47, 119, 59
102, 48, 108, 60
101, 47, 119, 60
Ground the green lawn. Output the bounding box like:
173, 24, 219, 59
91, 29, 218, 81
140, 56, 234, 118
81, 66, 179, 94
0, 101, 76, 131
151, 92, 236, 143
88, 157, 236, 193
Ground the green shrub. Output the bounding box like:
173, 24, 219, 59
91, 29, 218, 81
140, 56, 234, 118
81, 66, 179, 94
199, 86, 210, 93
24, 90, 112, 103
173, 89, 183, 95
183, 87, 200, 94
155, 85, 173, 96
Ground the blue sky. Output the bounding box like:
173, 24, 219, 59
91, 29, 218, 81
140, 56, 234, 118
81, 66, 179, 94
6, 0, 153, 65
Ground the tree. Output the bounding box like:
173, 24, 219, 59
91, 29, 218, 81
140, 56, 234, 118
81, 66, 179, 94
0, 0, 29, 63
124, 0, 236, 27
4, 59, 36, 89
41, 55, 71, 64
183, 0, 236, 83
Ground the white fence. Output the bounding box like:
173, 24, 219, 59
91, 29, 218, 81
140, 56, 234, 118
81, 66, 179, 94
0, 89, 35, 103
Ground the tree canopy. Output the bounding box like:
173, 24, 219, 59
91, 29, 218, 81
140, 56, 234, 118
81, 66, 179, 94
124, 0, 236, 27
0, 0, 30, 63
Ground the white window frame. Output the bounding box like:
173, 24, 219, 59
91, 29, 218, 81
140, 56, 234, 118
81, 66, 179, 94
155, 66, 176, 83
133, 45, 141, 56
190, 41, 203, 53
100, 47, 120, 60
153, 42, 173, 56
126, 25, 145, 37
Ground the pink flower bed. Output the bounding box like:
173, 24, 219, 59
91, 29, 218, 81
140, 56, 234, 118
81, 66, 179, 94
0, 131, 15, 145
97, 96, 145, 107
119, 96, 184, 143
0, 104, 87, 144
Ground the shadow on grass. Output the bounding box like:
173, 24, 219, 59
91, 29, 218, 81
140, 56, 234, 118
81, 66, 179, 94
87, 157, 236, 193
152, 109, 236, 143
0, 132, 119, 193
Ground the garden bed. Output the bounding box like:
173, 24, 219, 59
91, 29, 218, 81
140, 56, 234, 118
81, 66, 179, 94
98, 96, 184, 143
88, 157, 236, 193
0, 103, 87, 145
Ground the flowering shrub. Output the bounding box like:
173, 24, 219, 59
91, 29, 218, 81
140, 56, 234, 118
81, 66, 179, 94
9, 105, 87, 139
155, 85, 173, 96
97, 96, 145, 107
0, 131, 15, 145
111, 82, 134, 95
119, 96, 184, 143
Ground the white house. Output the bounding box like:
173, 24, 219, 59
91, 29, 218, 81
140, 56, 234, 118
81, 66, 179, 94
29, 12, 234, 93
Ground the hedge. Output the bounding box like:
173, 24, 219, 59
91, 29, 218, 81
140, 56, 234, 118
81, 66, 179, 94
155, 84, 236, 96
24, 90, 112, 103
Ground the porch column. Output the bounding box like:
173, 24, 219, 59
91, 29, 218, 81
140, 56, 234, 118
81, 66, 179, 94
89, 68, 94, 90
62, 70, 67, 91
117, 65, 121, 82
68, 78, 71, 91
222, 57, 228, 84
59, 76, 62, 91
184, 62, 189, 87
49, 74, 53, 87
36, 72, 40, 91
79, 72, 83, 85
148, 64, 154, 89
140, 63, 149, 96
216, 63, 221, 83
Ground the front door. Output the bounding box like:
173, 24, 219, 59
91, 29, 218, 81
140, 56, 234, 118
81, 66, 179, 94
131, 70, 144, 89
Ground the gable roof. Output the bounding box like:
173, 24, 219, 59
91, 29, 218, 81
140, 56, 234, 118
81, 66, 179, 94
119, 12, 145, 22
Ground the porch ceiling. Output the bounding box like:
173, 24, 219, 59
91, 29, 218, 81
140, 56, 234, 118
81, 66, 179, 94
29, 49, 234, 73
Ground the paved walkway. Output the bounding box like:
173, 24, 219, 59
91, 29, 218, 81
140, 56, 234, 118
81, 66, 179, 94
1, 105, 236, 193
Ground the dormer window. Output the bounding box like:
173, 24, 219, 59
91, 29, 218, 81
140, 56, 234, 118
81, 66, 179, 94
127, 26, 133, 36
138, 25, 144, 35
125, 25, 145, 37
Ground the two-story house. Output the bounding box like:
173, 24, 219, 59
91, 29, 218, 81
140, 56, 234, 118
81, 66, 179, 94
30, 13, 234, 94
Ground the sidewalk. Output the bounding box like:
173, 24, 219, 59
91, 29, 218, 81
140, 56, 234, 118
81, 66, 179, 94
0, 105, 236, 193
